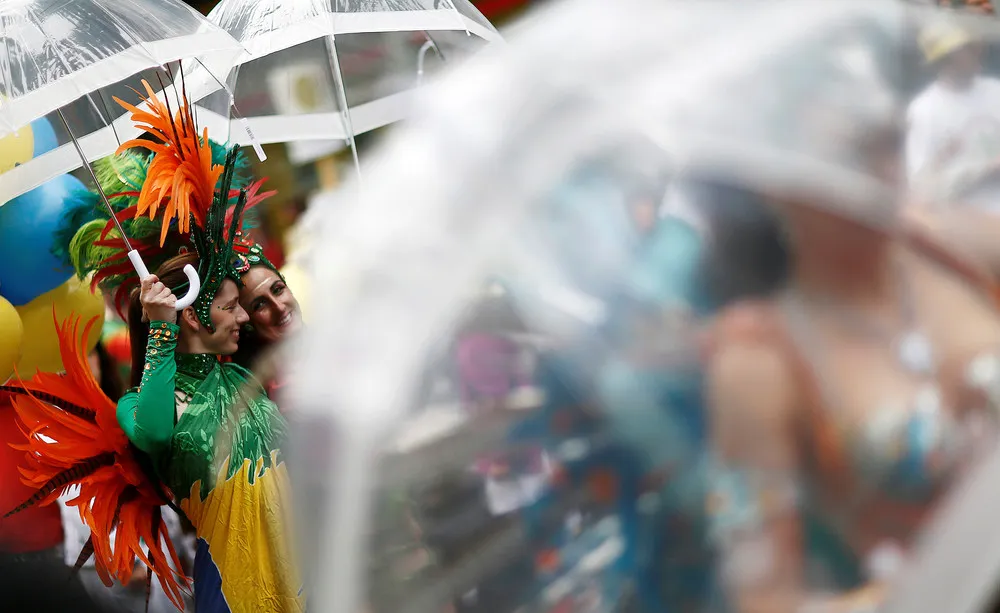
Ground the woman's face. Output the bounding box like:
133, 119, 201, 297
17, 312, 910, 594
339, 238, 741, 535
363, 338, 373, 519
238, 266, 300, 344
187, 279, 249, 355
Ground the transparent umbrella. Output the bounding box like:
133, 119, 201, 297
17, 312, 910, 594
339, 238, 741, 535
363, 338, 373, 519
195, 0, 502, 178
280, 1, 1000, 613
0, 0, 244, 206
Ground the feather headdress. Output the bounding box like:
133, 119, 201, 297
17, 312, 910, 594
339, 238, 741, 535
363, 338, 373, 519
184, 148, 278, 330
113, 80, 223, 246
59, 140, 254, 315
55, 72, 277, 318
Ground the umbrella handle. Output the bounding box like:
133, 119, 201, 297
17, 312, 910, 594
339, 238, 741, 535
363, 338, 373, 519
127, 250, 201, 311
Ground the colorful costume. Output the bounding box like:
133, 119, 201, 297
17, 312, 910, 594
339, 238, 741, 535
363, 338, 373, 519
4, 77, 303, 612
121, 323, 301, 612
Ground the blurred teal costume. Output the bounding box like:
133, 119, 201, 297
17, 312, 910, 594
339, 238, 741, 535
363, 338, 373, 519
506, 169, 723, 612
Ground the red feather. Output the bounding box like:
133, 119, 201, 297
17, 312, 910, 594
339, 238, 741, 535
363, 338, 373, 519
4, 312, 191, 610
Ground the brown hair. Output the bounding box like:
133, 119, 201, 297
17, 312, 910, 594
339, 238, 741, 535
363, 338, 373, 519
127, 252, 201, 389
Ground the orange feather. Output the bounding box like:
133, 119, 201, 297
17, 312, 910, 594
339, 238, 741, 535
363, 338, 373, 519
112, 79, 223, 246
6, 312, 191, 610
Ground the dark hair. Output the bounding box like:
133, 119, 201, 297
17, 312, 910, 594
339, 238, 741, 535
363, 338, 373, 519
231, 327, 267, 371
92, 341, 123, 401
127, 251, 201, 389
670, 178, 791, 308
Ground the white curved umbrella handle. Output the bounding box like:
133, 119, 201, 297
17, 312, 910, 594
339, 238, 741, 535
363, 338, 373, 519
127, 249, 201, 311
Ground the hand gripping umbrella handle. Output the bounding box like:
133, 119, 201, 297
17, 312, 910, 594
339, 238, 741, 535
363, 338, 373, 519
127, 250, 201, 311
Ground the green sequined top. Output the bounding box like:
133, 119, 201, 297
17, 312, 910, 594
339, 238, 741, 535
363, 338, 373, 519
115, 321, 289, 498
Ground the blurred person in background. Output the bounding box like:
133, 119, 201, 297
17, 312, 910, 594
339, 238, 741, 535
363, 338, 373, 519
704, 45, 1000, 613
593, 173, 791, 611
454, 155, 794, 612
907, 20, 1000, 203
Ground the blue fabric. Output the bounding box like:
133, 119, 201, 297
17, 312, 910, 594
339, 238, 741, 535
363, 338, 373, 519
193, 538, 231, 613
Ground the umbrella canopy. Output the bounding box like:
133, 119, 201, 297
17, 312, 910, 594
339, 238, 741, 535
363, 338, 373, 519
0, 0, 243, 204
194, 0, 501, 170
283, 1, 1000, 613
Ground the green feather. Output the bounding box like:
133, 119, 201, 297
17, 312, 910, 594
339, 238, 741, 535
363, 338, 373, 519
52, 188, 101, 268
210, 140, 252, 193
68, 220, 120, 281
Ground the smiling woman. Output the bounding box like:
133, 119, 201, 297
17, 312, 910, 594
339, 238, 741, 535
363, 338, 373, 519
230, 241, 302, 390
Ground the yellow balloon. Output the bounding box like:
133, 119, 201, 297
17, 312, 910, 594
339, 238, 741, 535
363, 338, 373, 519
0, 296, 23, 383
15, 275, 104, 376
0, 123, 34, 173
280, 261, 310, 324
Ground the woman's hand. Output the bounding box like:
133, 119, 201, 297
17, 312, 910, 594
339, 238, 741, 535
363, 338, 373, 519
140, 275, 177, 324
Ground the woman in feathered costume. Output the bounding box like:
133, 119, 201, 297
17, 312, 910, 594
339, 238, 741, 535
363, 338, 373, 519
55, 92, 303, 404
8, 80, 306, 612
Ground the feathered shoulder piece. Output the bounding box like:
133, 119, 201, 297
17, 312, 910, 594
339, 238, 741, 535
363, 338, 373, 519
1, 313, 190, 610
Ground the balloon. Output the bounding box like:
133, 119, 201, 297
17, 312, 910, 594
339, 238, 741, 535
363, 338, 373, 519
15, 276, 104, 376
280, 261, 311, 324
30, 117, 59, 158
0, 173, 84, 305
0, 296, 23, 383
0, 123, 33, 172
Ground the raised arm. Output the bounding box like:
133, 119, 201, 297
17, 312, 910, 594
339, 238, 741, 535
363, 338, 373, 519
116, 275, 181, 457
116, 321, 179, 456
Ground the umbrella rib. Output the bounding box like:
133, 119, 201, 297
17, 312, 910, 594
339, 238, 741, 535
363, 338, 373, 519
324, 33, 362, 184
7, 10, 57, 128
438, 0, 471, 36
95, 0, 163, 67
0, 16, 18, 117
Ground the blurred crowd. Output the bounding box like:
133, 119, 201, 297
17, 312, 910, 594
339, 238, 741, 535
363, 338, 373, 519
358, 10, 1000, 613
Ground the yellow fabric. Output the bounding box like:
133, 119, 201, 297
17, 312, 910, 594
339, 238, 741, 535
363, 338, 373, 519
180, 451, 305, 613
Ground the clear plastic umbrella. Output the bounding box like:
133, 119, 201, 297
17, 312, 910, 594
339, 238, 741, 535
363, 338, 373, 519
284, 1, 1000, 613
0, 0, 244, 204
195, 0, 502, 178
0, 0, 243, 296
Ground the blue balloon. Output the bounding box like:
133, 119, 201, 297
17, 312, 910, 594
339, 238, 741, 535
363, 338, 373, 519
0, 174, 84, 305
30, 117, 59, 158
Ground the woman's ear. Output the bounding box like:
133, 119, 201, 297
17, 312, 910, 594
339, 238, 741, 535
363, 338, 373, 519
179, 306, 201, 332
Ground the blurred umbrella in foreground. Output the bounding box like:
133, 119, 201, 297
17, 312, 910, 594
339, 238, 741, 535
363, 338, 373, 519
0, 0, 244, 204
285, 1, 1000, 613
196, 0, 502, 177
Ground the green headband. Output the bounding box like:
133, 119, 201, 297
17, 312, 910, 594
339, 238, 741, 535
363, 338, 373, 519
229, 235, 283, 288
180, 148, 250, 331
